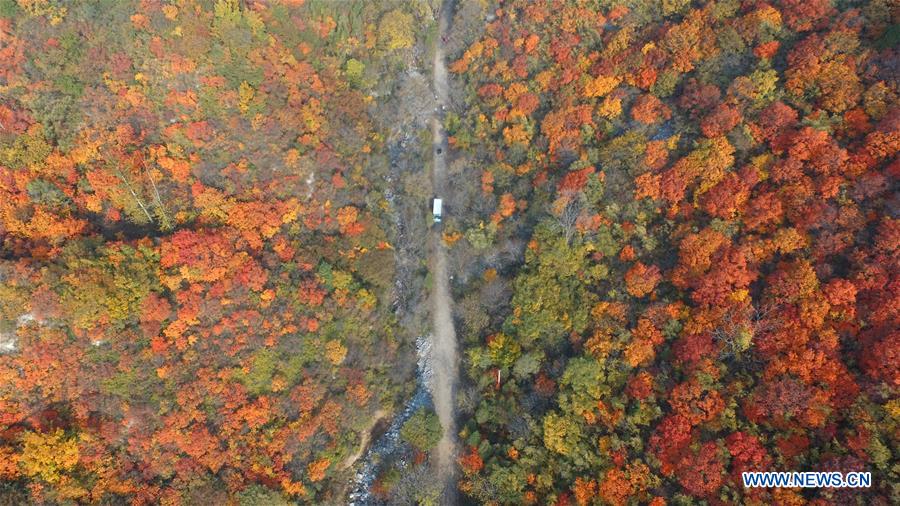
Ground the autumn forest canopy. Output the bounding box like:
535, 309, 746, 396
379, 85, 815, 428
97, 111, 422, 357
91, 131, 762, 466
0, 0, 898, 505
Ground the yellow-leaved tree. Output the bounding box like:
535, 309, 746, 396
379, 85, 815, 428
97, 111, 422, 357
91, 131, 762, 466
18, 429, 79, 483
378, 9, 414, 50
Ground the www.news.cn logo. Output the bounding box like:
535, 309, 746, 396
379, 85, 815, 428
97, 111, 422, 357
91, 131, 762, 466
742, 472, 871, 488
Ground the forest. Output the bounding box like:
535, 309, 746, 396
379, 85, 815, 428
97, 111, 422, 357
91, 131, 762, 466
443, 0, 898, 504
0, 0, 897, 505
0, 0, 441, 503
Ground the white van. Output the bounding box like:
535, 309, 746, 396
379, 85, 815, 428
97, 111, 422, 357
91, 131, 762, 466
432, 198, 442, 223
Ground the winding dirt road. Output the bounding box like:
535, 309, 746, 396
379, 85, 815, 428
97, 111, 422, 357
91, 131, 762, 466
429, 0, 459, 501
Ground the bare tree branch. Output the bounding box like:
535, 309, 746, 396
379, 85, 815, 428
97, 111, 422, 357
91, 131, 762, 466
114, 168, 154, 224
140, 159, 168, 225
554, 190, 583, 245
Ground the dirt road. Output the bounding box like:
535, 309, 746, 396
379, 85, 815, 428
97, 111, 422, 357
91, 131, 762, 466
341, 409, 387, 471
429, 0, 459, 501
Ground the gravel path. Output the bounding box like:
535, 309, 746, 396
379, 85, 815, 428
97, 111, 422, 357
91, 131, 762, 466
428, 1, 460, 502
